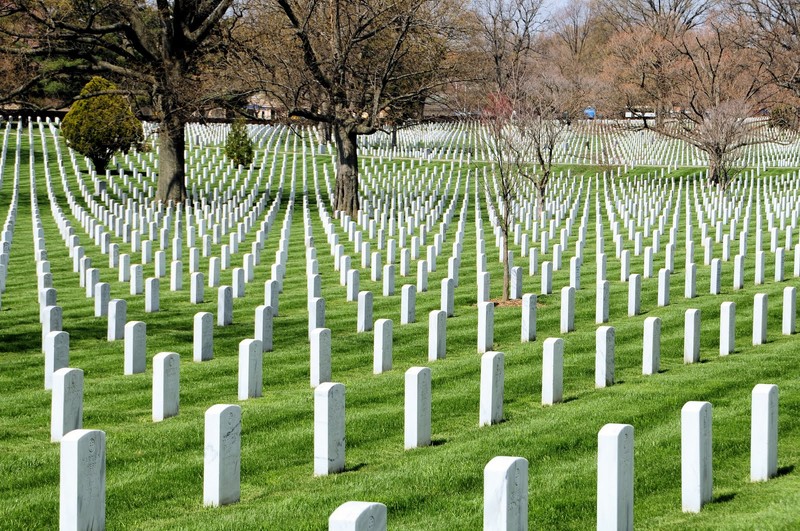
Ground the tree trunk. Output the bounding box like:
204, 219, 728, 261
391, 125, 398, 149
333, 124, 360, 217
91, 156, 109, 174
318, 121, 332, 145
536, 180, 547, 218
318, 101, 332, 144
502, 232, 509, 301
707, 152, 722, 189
156, 116, 188, 204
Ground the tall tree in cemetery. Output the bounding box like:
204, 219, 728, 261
597, 0, 785, 188
0, 0, 243, 202
482, 91, 521, 301
473, 0, 538, 300
481, 67, 578, 301
659, 19, 779, 188
245, 0, 464, 217
516, 70, 580, 215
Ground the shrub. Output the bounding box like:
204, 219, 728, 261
225, 117, 254, 167
60, 77, 143, 172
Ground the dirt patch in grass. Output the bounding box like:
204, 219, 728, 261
490, 298, 522, 308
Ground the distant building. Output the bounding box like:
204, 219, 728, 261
624, 109, 656, 119
247, 93, 281, 120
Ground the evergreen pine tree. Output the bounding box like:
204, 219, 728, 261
61, 77, 142, 172
225, 118, 254, 168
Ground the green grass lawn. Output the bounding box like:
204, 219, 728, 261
1, 124, 799, 529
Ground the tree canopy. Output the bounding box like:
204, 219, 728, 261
235, 0, 467, 216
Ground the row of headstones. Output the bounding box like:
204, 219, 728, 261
44, 272, 794, 436
0, 121, 20, 292
597, 257, 800, 321
57, 120, 284, 240
37, 165, 294, 336
43, 146, 285, 344
607, 175, 797, 264
306, 175, 469, 307
57, 382, 781, 530
504, 240, 800, 317
56, 354, 457, 526
34, 116, 800, 181
604, 294, 791, 394
47, 126, 290, 280
317, 151, 460, 236
61, 175, 283, 284
38, 169, 292, 343
361, 121, 792, 171
321, 184, 456, 274
332, 379, 780, 530
49, 299, 276, 438
0, 170, 18, 298
356, 158, 454, 215
689, 174, 800, 235
309, 241, 796, 382
81, 177, 279, 261
479, 173, 587, 278
36, 172, 792, 372
526, 174, 800, 296
601, 241, 800, 286
321, 155, 460, 236
102, 129, 281, 205
481, 191, 580, 270
45, 291, 276, 415
601, 385, 781, 528
468, 245, 799, 334
483, 169, 582, 243
473, 286, 795, 388
302, 165, 468, 332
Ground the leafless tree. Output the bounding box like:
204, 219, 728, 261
598, 0, 714, 36
0, 0, 244, 203
481, 64, 577, 300
553, 0, 594, 60
473, 0, 544, 99
664, 99, 764, 187
242, 0, 465, 218
515, 72, 577, 215
597, 0, 717, 128
482, 101, 522, 301
647, 20, 779, 188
